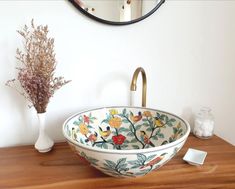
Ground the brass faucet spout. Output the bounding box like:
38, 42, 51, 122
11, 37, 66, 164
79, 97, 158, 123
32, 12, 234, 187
130, 67, 147, 107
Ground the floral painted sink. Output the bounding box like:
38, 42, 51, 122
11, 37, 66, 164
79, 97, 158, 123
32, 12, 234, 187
63, 107, 190, 178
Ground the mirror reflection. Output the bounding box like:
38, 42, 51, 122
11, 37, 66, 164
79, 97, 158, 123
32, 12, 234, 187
73, 0, 163, 23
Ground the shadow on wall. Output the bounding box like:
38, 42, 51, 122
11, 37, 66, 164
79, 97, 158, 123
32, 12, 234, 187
1, 87, 39, 146
181, 106, 194, 132
95, 71, 131, 106
45, 104, 99, 142
45, 71, 131, 142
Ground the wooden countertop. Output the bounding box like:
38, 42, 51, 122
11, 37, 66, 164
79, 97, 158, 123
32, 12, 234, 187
0, 135, 235, 189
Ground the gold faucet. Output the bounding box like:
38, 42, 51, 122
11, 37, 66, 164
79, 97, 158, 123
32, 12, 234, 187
130, 67, 147, 107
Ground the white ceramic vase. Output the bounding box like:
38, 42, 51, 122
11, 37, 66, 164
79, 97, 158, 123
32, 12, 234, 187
34, 113, 54, 153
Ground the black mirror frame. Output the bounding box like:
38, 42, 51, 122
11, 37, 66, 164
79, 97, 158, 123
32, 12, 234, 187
69, 0, 165, 25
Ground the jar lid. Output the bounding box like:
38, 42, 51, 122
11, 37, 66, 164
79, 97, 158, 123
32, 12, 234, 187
200, 107, 211, 113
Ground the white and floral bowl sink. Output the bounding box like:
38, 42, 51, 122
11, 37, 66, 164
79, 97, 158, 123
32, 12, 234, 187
63, 107, 190, 178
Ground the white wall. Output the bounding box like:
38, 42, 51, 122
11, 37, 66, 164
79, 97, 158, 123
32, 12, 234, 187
0, 0, 234, 147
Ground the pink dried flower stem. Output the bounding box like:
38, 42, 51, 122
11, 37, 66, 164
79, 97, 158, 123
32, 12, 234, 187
6, 19, 70, 113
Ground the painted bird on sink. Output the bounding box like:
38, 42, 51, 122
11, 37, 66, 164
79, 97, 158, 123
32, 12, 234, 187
99, 126, 111, 139
83, 115, 90, 124
154, 117, 164, 127
140, 153, 167, 169
85, 132, 98, 143
130, 111, 142, 123
140, 131, 155, 147
71, 127, 78, 141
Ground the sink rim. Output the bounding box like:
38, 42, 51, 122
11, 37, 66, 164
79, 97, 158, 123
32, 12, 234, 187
62, 106, 191, 154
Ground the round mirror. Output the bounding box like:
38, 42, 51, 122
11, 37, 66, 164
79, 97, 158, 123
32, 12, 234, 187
69, 0, 165, 25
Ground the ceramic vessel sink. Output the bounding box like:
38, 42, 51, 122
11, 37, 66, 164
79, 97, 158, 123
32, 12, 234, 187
63, 106, 190, 178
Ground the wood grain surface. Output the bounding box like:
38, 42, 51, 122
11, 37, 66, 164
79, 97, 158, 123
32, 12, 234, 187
0, 135, 234, 189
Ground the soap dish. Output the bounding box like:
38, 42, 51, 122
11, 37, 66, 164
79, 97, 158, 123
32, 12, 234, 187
183, 148, 207, 166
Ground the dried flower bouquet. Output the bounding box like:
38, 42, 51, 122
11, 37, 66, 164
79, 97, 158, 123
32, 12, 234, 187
6, 20, 70, 113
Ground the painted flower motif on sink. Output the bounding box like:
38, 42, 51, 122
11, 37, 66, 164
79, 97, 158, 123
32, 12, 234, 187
109, 117, 122, 128
112, 134, 126, 145
68, 108, 184, 150
63, 107, 190, 178
79, 123, 89, 135
76, 150, 170, 177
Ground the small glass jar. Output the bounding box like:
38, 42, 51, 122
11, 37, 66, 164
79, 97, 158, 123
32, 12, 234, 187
193, 107, 214, 139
